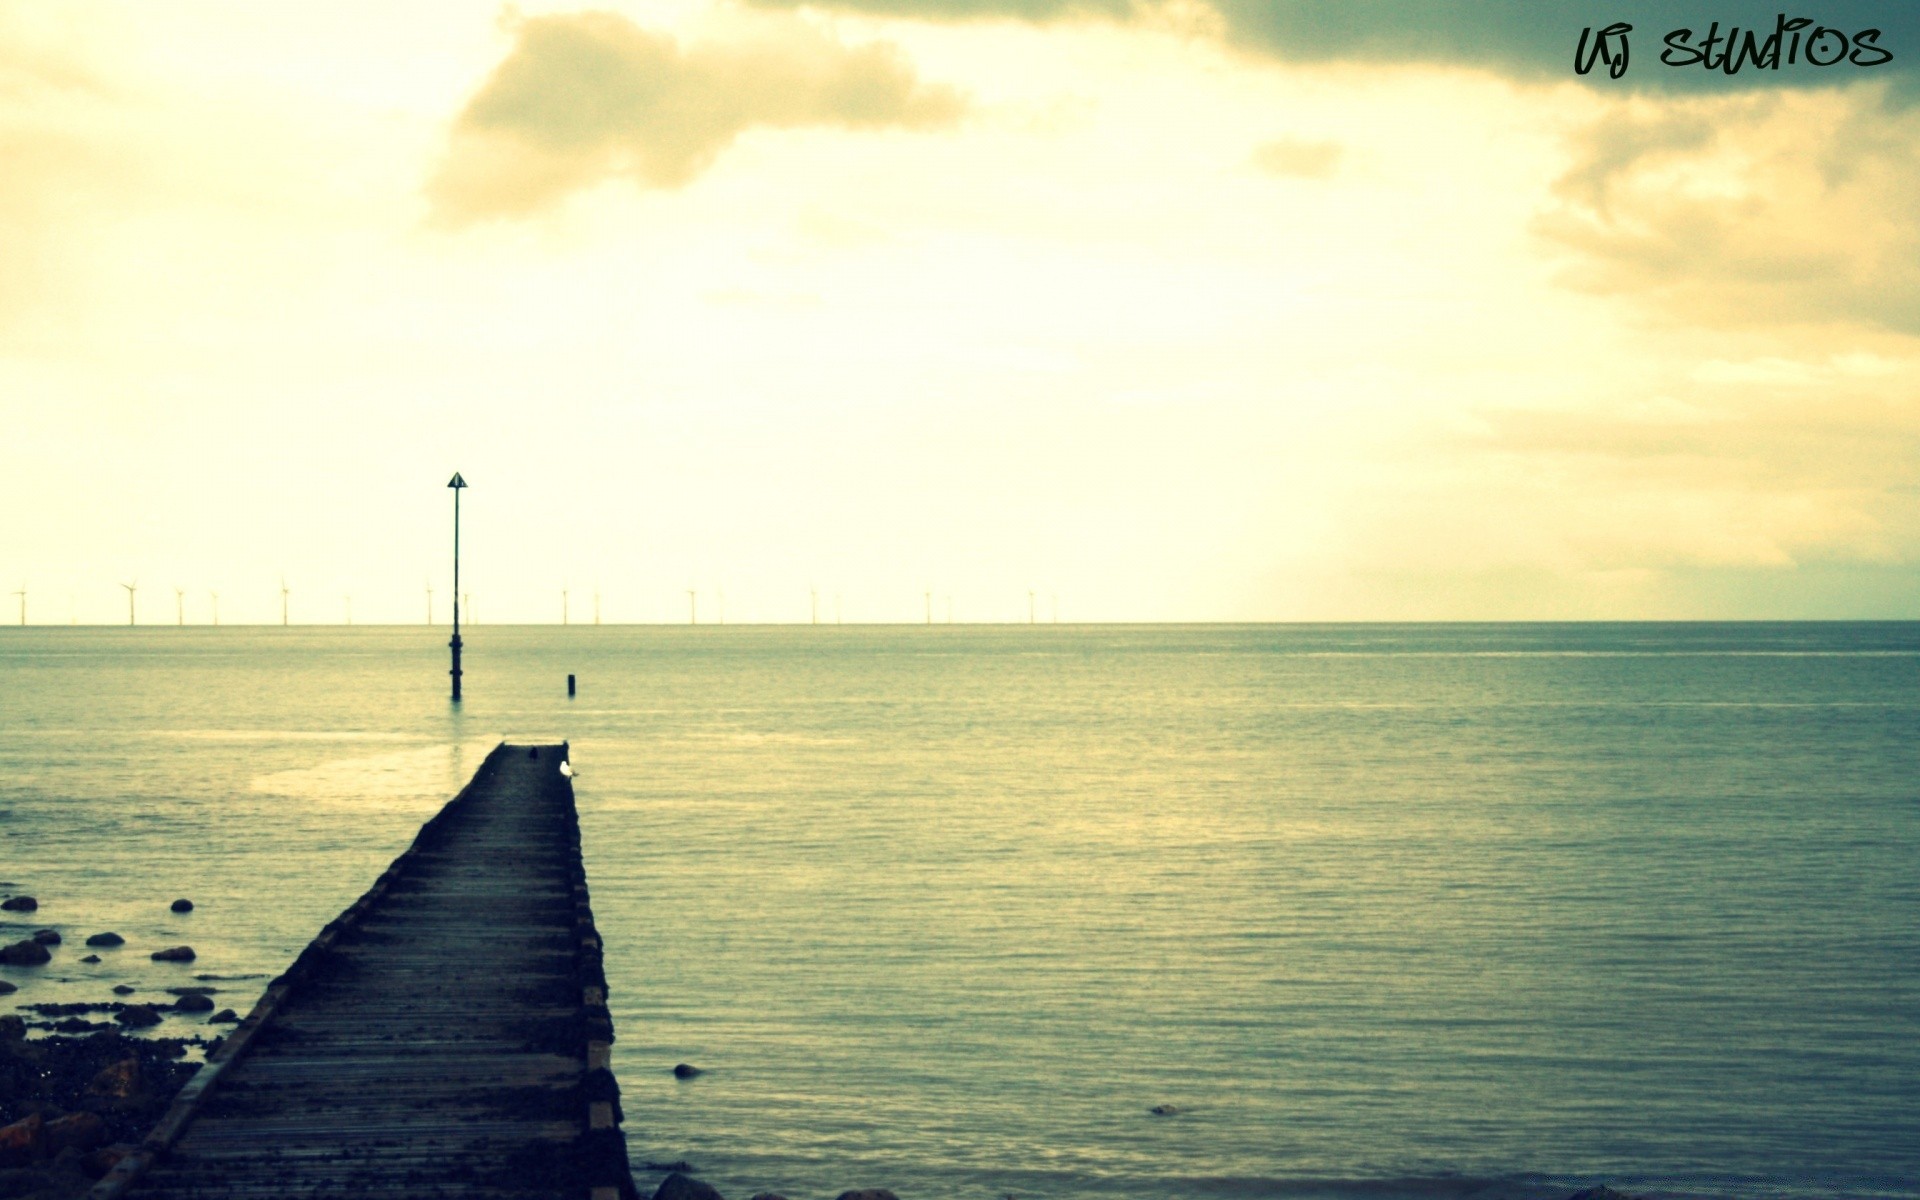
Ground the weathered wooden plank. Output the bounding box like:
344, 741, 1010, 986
92, 742, 639, 1200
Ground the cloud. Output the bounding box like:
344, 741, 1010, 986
742, 0, 1919, 97
429, 12, 966, 220
1249, 136, 1341, 179
1537, 86, 1920, 333
0, 12, 131, 326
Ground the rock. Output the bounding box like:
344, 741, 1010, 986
170, 899, 194, 913
0, 1015, 24, 1041
1567, 1189, 1646, 1200
112, 985, 136, 995
0, 1113, 43, 1167
86, 932, 125, 947
1149, 1104, 1179, 1115
835, 1191, 901, 1200
84, 1142, 139, 1181
31, 928, 61, 945
0, 939, 52, 966
81, 953, 102, 962
0, 980, 16, 995
0, 895, 36, 912
86, 1058, 141, 1099
113, 1005, 162, 1028
43, 1113, 106, 1157
652, 1172, 723, 1200
748, 1194, 791, 1200
672, 1062, 703, 1079
150, 946, 196, 962
173, 994, 215, 1013
644, 1161, 696, 1173
208, 1009, 239, 1024
53, 1017, 110, 1034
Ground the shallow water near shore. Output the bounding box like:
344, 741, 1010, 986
2, 623, 1917, 1199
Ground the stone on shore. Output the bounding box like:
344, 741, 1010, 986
0, 895, 36, 912
1149, 1104, 1178, 1115
173, 994, 215, 1014
0, 939, 52, 966
208, 1009, 239, 1024
112, 1006, 162, 1029
81, 953, 102, 963
170, 899, 194, 913
0, 1016, 23, 1041
85, 932, 125, 948
43, 1112, 106, 1156
835, 1191, 901, 1200
672, 1062, 703, 1078
0, 1113, 43, 1167
31, 929, 60, 945
748, 1194, 791, 1200
1567, 1189, 1647, 1200
0, 981, 16, 995
86, 1058, 142, 1099
150, 946, 196, 962
653, 1171, 724, 1200
111, 985, 135, 996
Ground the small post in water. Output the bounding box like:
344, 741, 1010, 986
568, 673, 576, 697
448, 472, 467, 702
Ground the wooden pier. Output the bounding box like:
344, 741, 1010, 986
92, 742, 638, 1200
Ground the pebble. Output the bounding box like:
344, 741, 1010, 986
86, 932, 126, 947
170, 899, 194, 913
0, 895, 36, 912
150, 946, 196, 963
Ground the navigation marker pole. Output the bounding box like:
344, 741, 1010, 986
449, 472, 467, 702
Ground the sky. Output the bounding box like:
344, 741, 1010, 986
1, 1, 1917, 624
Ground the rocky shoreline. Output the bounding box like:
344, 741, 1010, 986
0, 1024, 203, 1199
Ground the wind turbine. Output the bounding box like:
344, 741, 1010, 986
210, 591, 220, 626
426, 582, 434, 625
280, 576, 290, 626
1052, 593, 1059, 624
1028, 589, 1036, 625
946, 594, 953, 624
593, 587, 601, 626
174, 587, 184, 626
810, 587, 818, 626
463, 593, 471, 625
561, 585, 570, 626
121, 581, 137, 626
925, 590, 932, 625
717, 588, 725, 626
344, 594, 352, 625
11, 584, 22, 626
687, 589, 697, 625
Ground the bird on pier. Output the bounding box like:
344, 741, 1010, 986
558, 760, 575, 779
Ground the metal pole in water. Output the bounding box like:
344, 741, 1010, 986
568, 673, 576, 697
449, 472, 466, 701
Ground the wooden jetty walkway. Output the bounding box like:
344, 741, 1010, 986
92, 742, 639, 1200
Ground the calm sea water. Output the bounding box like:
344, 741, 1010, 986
2, 624, 1916, 1200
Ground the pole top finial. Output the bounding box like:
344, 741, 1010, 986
448, 472, 467, 488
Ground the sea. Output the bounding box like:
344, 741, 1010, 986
1, 623, 1916, 1200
